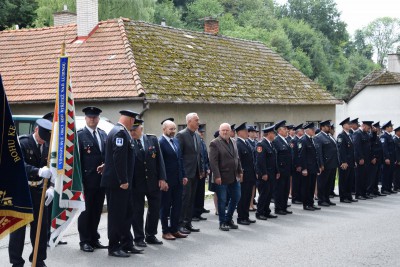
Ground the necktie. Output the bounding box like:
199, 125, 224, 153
170, 138, 177, 152
137, 139, 145, 157
93, 130, 101, 151
193, 134, 198, 152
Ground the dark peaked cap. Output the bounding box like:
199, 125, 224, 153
120, 110, 138, 118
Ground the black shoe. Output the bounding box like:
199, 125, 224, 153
287, 204, 291, 207
58, 240, 68, 245
201, 208, 210, 214
355, 196, 366, 200
219, 223, 230, 231
80, 243, 94, 252
186, 224, 200, 232
303, 206, 315, 211
37, 262, 47, 267
123, 245, 144, 254
312, 205, 321, 210
92, 240, 108, 249
329, 195, 334, 199
256, 214, 268, 220
376, 192, 387, 196
364, 195, 373, 199
382, 190, 391, 195
191, 216, 200, 222
145, 236, 163, 245
292, 200, 303, 205
109, 250, 130, 258
284, 209, 293, 214
340, 199, 351, 203
227, 220, 239, 229
193, 215, 207, 221
237, 219, 251, 225
275, 210, 287, 215
350, 198, 358, 202
389, 190, 398, 194
318, 202, 330, 207
135, 240, 147, 247
178, 226, 191, 234
328, 201, 336, 206
266, 214, 278, 219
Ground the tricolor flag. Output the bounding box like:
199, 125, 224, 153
0, 74, 33, 239
49, 53, 85, 248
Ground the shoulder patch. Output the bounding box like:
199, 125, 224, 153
337, 137, 342, 143
18, 135, 29, 140
257, 146, 262, 153
77, 128, 83, 132
298, 142, 302, 149
381, 138, 385, 143
116, 138, 124, 147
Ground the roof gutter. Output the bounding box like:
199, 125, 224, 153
138, 98, 150, 119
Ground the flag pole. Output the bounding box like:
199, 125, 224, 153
32, 43, 66, 267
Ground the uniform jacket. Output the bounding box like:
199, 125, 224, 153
315, 131, 339, 169
272, 135, 293, 176
176, 128, 202, 179
380, 132, 395, 162
19, 134, 49, 183
256, 138, 278, 178
337, 131, 355, 166
200, 138, 210, 173
236, 138, 257, 183
290, 135, 301, 169
352, 129, 372, 164
101, 123, 135, 188
132, 134, 166, 193
370, 131, 383, 163
209, 136, 243, 185
394, 135, 400, 164
78, 127, 107, 189
159, 136, 186, 187
297, 135, 320, 174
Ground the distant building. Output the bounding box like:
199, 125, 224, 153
0, 0, 339, 143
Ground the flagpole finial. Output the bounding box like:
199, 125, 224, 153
61, 42, 66, 56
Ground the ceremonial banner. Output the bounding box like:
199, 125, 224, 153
0, 74, 33, 239
49, 55, 85, 247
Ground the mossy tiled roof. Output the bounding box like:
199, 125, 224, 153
349, 70, 400, 101
125, 21, 339, 105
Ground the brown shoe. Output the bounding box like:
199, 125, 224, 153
172, 232, 188, 238
162, 233, 176, 240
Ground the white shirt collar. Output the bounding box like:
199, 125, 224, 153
86, 125, 98, 133
32, 133, 39, 146
237, 137, 247, 143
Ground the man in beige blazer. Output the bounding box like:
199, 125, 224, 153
209, 123, 243, 231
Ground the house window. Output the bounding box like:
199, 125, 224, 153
178, 124, 186, 131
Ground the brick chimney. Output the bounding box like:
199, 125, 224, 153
387, 53, 400, 73
77, 0, 98, 38
53, 5, 77, 26
204, 17, 219, 35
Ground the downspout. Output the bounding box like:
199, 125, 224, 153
138, 97, 149, 119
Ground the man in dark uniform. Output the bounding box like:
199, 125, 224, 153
337, 118, 357, 203
159, 119, 189, 240
101, 110, 140, 258
255, 125, 279, 220
286, 125, 295, 142
353, 121, 374, 200
192, 124, 210, 221
380, 121, 397, 194
272, 120, 293, 215
315, 120, 339, 206
9, 119, 53, 267
130, 119, 167, 247
367, 122, 386, 197
235, 122, 257, 225
247, 125, 258, 209
329, 122, 339, 197
77, 107, 108, 252
350, 118, 359, 194
392, 126, 400, 191
291, 123, 304, 205
297, 122, 321, 211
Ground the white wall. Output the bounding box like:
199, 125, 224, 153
336, 84, 400, 129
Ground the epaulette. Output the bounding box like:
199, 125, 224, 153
146, 133, 156, 136
77, 128, 83, 133
18, 135, 30, 140
98, 127, 106, 133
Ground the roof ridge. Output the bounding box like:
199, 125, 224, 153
0, 23, 76, 34
117, 17, 145, 97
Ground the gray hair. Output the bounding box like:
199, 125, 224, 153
186, 113, 198, 124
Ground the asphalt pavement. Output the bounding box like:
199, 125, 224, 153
2, 191, 400, 266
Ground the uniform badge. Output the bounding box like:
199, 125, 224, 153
290, 143, 294, 148
152, 153, 156, 158
380, 138, 385, 143
29, 150, 33, 155
87, 146, 91, 154
116, 138, 124, 147
257, 146, 262, 153
337, 137, 342, 143
298, 143, 302, 149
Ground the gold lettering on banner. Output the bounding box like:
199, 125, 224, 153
7, 125, 21, 162
0, 190, 13, 206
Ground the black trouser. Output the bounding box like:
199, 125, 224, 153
291, 171, 302, 202
318, 168, 335, 203
160, 183, 183, 234
382, 162, 394, 192
256, 179, 272, 216
106, 187, 132, 253
179, 176, 199, 226
193, 175, 206, 217
393, 164, 400, 190
302, 173, 317, 207
356, 163, 369, 197
237, 181, 255, 220
351, 167, 356, 193
329, 168, 337, 195
78, 187, 105, 245
9, 187, 47, 266
367, 162, 380, 194
274, 173, 290, 212
339, 165, 354, 200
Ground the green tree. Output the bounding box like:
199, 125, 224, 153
363, 17, 400, 67
154, 0, 184, 28
185, 0, 224, 29
0, 0, 38, 30
290, 48, 313, 77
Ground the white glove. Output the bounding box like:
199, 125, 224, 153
38, 166, 52, 179
45, 187, 54, 206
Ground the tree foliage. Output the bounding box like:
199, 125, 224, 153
0, 0, 38, 30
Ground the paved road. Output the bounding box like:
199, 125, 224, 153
2, 191, 400, 266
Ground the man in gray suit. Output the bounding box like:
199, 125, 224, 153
176, 113, 203, 233
209, 123, 243, 231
